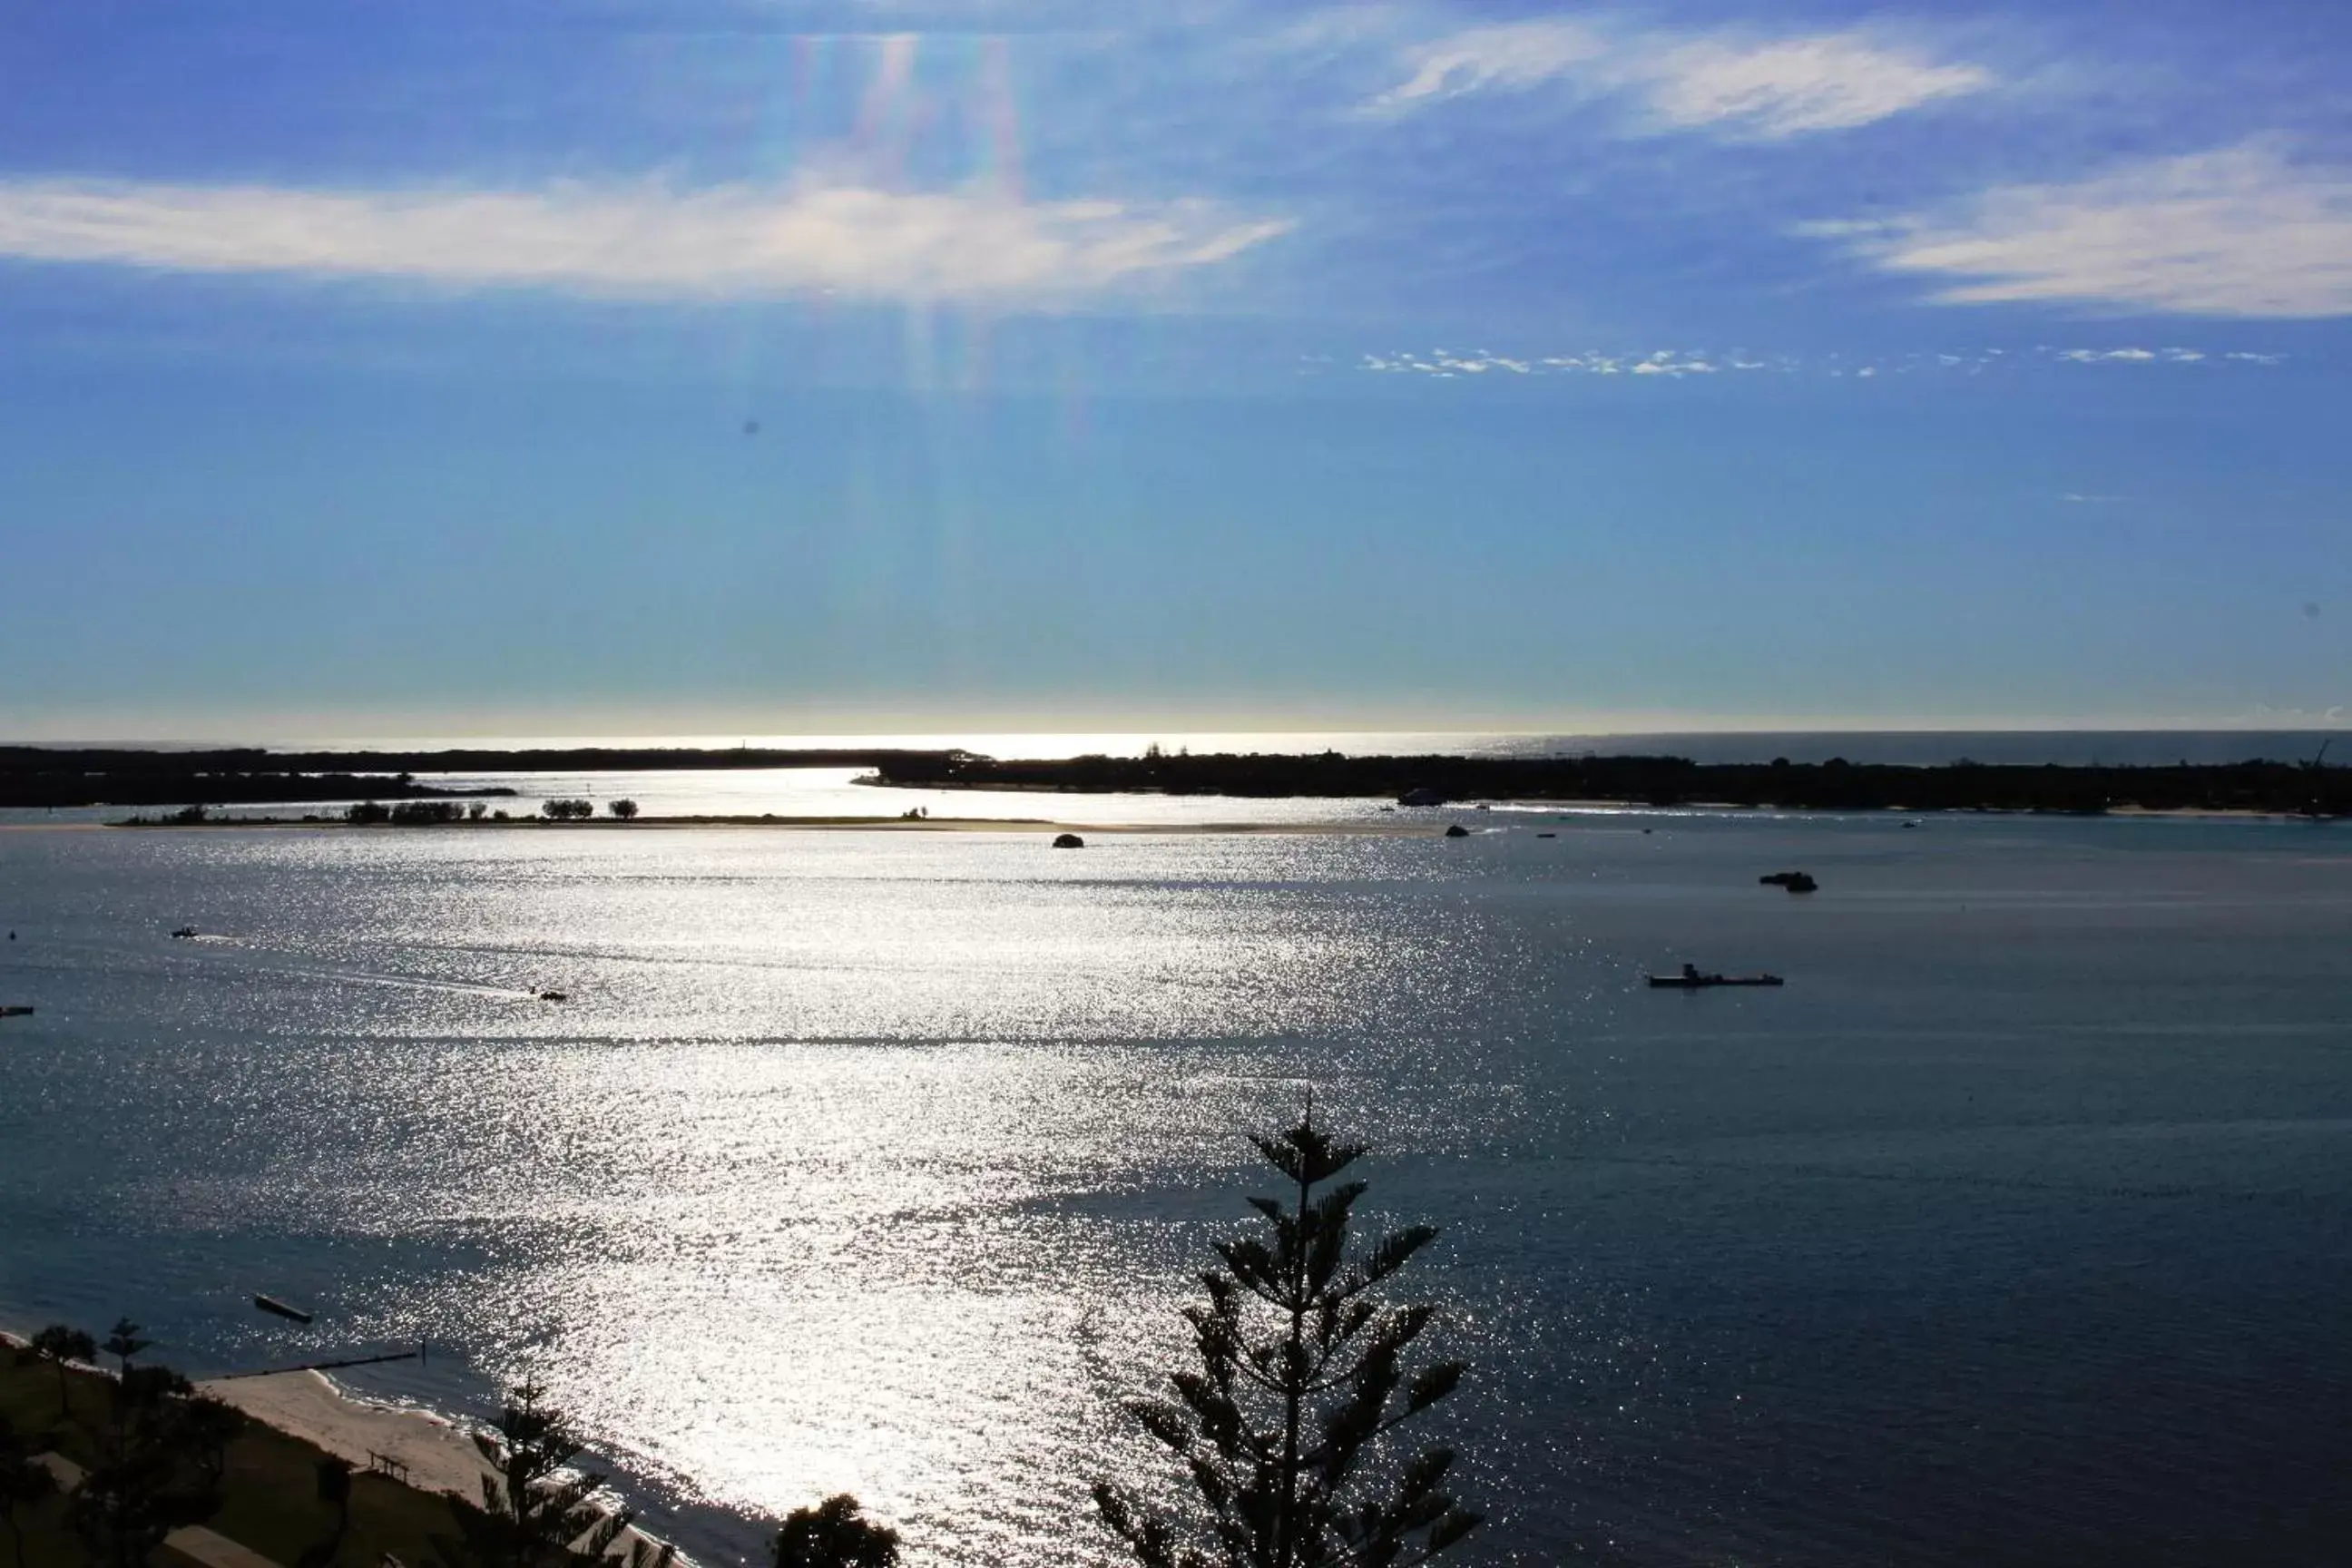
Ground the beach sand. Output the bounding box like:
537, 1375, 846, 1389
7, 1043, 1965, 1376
200, 1372, 686, 1564
198, 1370, 495, 1501
0, 1338, 678, 1566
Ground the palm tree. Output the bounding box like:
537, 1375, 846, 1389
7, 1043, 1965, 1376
1095, 1111, 1481, 1568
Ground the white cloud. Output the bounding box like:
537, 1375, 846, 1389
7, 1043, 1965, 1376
1804, 142, 2352, 318
1370, 20, 1992, 138
1370, 20, 1610, 110
1633, 34, 1994, 137
0, 176, 1289, 303
1360, 342, 2277, 383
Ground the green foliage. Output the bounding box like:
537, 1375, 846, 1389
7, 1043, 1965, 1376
389, 800, 466, 825
98, 1322, 148, 1379
72, 1329, 228, 1568
772, 1495, 899, 1568
1, 1333, 470, 1568
607, 799, 640, 820
1096, 1113, 1480, 1568
0, 1413, 57, 1568
540, 799, 596, 822
296, 1456, 354, 1568
347, 801, 392, 825
443, 1383, 670, 1568
23, 1327, 95, 1421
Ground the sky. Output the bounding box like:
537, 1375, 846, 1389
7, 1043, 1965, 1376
2, 0, 2348, 740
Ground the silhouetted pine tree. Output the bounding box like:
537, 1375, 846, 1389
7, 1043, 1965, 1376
446, 1383, 672, 1568
1095, 1113, 1481, 1568
99, 1320, 149, 1379
73, 1350, 223, 1568
771, 1494, 900, 1568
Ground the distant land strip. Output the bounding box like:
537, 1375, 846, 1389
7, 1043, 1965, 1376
0, 745, 956, 808
2, 744, 2344, 817
869, 751, 2348, 818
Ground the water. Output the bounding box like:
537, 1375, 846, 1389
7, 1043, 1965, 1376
3, 797, 2349, 1564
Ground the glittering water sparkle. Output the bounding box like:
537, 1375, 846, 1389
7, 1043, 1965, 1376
3, 806, 2349, 1565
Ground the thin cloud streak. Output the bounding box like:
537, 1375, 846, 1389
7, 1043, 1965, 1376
1357, 344, 2282, 380
1367, 18, 1994, 138
0, 176, 1291, 303
1804, 142, 2352, 318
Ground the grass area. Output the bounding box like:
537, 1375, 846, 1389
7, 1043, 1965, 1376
4, 1348, 464, 1568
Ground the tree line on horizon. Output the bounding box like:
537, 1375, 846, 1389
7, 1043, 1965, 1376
874, 750, 2347, 816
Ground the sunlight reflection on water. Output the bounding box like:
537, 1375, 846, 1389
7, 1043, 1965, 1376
5, 817, 2351, 1565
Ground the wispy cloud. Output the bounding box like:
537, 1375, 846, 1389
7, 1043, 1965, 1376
1803, 141, 2352, 318
0, 176, 1290, 303
1356, 343, 2286, 381
1368, 19, 1994, 138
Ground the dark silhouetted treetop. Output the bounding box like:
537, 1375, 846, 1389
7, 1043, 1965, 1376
72, 1327, 227, 1568
772, 1494, 901, 1568
24, 1324, 98, 1419
441, 1381, 671, 1568
1096, 1112, 1480, 1568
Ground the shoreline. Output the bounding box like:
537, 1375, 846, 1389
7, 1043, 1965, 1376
0, 1327, 493, 1498
30, 802, 2342, 832
200, 1368, 497, 1501
2, 1329, 688, 1567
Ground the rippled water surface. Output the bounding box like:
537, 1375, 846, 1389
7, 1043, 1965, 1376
3, 808, 2349, 1565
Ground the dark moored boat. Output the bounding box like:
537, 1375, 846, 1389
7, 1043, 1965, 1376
1649, 969, 1784, 989
0, 1005, 33, 1018
253, 1294, 314, 1324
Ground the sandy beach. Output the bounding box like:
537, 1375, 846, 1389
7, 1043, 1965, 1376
3, 1332, 678, 1564
199, 1370, 495, 1500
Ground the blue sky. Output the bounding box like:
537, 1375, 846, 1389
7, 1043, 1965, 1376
2, 0, 2348, 739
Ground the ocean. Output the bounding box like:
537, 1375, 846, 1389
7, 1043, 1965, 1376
2, 770, 2348, 1564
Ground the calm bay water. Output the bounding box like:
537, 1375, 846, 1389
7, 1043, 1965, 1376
3, 790, 2349, 1564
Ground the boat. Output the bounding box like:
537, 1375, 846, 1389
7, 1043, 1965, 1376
253, 1294, 314, 1324
1648, 965, 1784, 989
0, 1005, 33, 1018
1759, 871, 1818, 893
538, 990, 568, 1004
171, 926, 199, 939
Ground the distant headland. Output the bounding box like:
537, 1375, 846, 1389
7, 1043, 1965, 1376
868, 750, 2348, 818
4, 742, 2344, 818
0, 744, 956, 809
